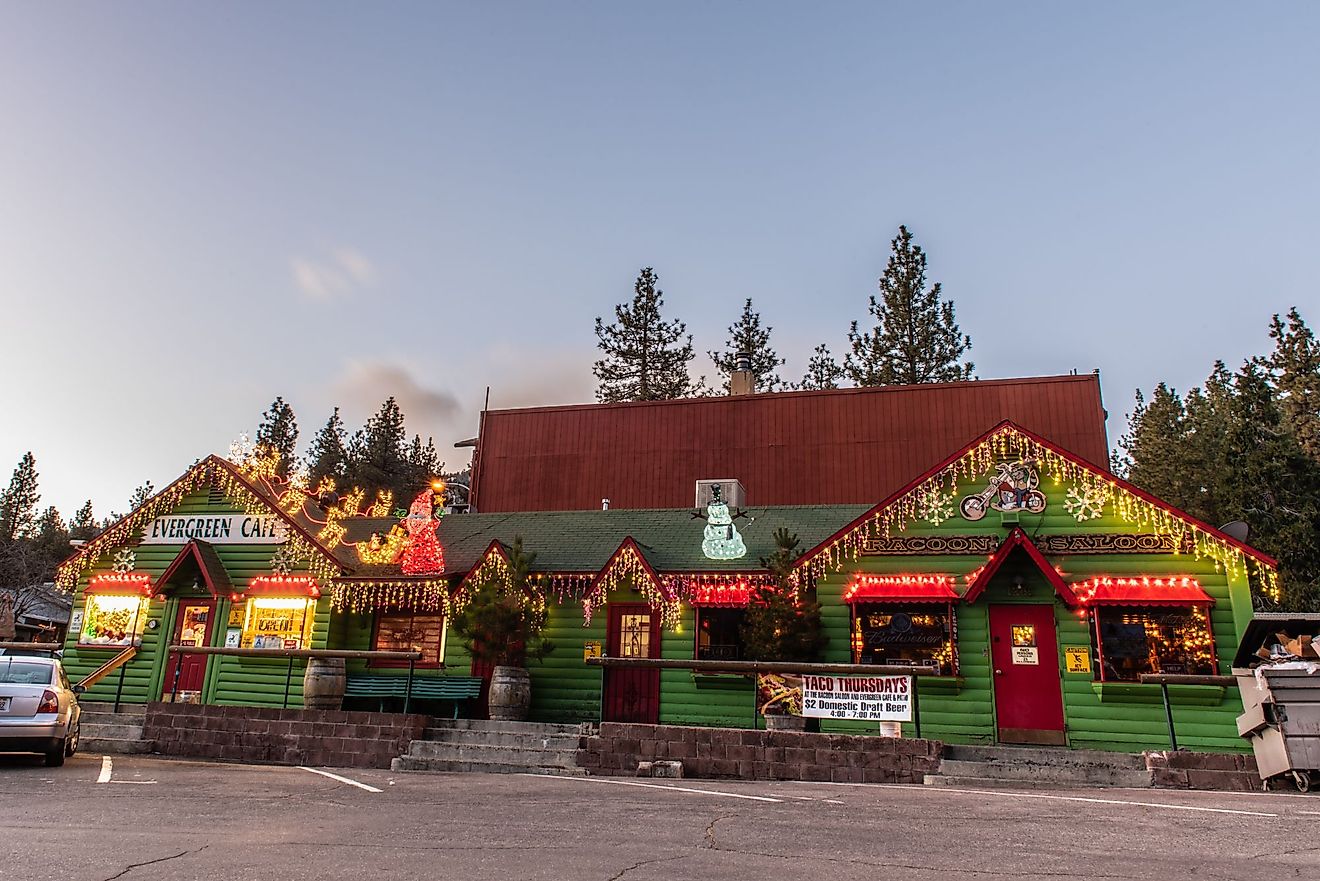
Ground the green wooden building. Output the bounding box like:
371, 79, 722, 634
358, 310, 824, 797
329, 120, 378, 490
57, 422, 1278, 753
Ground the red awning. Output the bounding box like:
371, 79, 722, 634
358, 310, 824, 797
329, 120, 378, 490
689, 581, 757, 607
242, 575, 321, 598
1074, 577, 1213, 607
843, 575, 958, 604
87, 573, 154, 596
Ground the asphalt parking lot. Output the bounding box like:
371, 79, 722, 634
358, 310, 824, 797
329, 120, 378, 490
1, 751, 1317, 881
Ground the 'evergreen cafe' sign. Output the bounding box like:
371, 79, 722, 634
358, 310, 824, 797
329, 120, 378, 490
141, 514, 289, 545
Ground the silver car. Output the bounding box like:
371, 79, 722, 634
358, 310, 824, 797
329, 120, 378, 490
0, 655, 82, 766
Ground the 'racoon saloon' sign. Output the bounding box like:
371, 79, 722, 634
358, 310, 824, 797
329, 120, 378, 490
141, 514, 289, 545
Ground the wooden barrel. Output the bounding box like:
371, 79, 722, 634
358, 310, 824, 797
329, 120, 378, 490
488, 665, 531, 721
303, 657, 346, 710
763, 713, 807, 731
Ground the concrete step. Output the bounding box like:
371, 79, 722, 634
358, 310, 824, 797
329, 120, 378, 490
391, 756, 588, 776
942, 744, 1146, 770
934, 759, 1152, 788
406, 741, 581, 766
79, 711, 146, 726
80, 722, 145, 740
925, 773, 1153, 790
425, 719, 586, 737
78, 702, 147, 715
418, 727, 582, 750
80, 737, 154, 755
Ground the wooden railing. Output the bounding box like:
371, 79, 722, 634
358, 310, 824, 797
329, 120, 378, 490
0, 641, 63, 654
165, 645, 425, 709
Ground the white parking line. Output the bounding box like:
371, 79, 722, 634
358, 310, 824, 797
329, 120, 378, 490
522, 774, 782, 802
800, 781, 1278, 818
95, 756, 112, 784
297, 766, 383, 793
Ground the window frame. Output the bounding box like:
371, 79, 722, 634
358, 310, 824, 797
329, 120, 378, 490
850, 601, 958, 676
693, 606, 747, 662
1091, 603, 1218, 683
370, 610, 447, 669
76, 594, 149, 648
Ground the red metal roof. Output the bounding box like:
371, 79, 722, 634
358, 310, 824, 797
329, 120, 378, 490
470, 374, 1109, 512
843, 575, 959, 603
1073, 577, 1214, 607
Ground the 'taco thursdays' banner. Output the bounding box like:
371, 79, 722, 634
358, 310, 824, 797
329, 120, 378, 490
799, 674, 913, 721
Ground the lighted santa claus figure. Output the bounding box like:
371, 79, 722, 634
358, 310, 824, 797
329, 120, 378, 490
400, 487, 446, 576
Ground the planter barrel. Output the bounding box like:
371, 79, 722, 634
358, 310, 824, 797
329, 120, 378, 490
489, 665, 531, 721
303, 657, 346, 710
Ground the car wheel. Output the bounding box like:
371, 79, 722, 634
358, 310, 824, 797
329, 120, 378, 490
65, 720, 80, 757
45, 741, 67, 767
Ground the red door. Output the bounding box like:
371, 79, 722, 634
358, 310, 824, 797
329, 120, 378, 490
603, 604, 660, 723
988, 604, 1065, 745
162, 600, 217, 701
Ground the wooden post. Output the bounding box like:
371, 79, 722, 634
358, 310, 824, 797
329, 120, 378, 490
1160, 681, 1177, 750
404, 658, 415, 714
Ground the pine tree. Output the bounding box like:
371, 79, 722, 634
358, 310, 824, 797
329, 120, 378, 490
708, 298, 784, 393
0, 453, 40, 541
69, 501, 98, 541
405, 434, 442, 491
306, 408, 349, 489
1116, 384, 1190, 511
593, 267, 701, 402
1267, 307, 1320, 464
1221, 359, 1320, 609
128, 482, 155, 511
845, 226, 973, 386
345, 397, 411, 501
739, 529, 827, 663
255, 396, 300, 479
795, 344, 846, 391
1180, 362, 1236, 525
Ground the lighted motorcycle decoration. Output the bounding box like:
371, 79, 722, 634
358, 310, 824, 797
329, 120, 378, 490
959, 459, 1047, 521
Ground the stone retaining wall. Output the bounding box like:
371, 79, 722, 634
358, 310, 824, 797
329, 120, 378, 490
577, 722, 941, 783
142, 702, 429, 769
1144, 750, 1261, 791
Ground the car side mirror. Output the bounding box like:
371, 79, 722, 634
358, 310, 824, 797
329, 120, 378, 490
72, 684, 86, 695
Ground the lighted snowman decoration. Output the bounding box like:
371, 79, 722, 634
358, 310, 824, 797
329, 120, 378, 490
701, 484, 747, 560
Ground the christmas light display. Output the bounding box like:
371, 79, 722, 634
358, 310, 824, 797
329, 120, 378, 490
87, 572, 155, 596
357, 527, 407, 565
330, 579, 451, 614
581, 541, 680, 629
688, 579, 756, 607
842, 574, 958, 603
399, 490, 445, 576
792, 422, 1281, 602
1073, 576, 1212, 607
243, 575, 321, 598
700, 485, 746, 560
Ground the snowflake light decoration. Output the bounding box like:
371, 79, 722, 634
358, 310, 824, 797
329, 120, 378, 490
917, 487, 956, 526
111, 549, 136, 574
268, 545, 303, 576
1064, 483, 1109, 521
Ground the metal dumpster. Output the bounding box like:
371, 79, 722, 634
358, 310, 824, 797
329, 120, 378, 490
1232, 613, 1320, 792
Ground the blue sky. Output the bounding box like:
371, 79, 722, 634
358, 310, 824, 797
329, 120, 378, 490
2, 2, 1317, 516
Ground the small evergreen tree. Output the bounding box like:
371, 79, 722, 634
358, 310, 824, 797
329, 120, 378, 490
739, 529, 826, 663
69, 501, 98, 541
128, 482, 155, 511
795, 343, 846, 391
0, 453, 40, 541
708, 298, 784, 393
255, 396, 300, 479
306, 408, 349, 489
1267, 307, 1320, 464
449, 537, 553, 667
1116, 384, 1190, 511
593, 267, 701, 402
405, 434, 442, 490
845, 226, 973, 386
345, 397, 412, 502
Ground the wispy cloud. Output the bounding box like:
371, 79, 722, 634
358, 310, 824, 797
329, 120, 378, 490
291, 248, 376, 299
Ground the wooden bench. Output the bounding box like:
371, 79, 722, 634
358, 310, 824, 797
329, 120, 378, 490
344, 674, 483, 716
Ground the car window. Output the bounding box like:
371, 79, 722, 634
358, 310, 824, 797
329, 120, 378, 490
0, 659, 56, 685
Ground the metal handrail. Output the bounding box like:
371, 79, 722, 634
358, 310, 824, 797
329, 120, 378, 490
1138, 673, 1236, 750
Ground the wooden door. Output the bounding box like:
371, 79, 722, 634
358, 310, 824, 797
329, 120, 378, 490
162, 599, 217, 701
988, 604, 1065, 745
603, 604, 660, 723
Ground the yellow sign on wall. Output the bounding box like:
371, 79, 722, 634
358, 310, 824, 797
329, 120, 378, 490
583, 641, 602, 661
1065, 647, 1092, 674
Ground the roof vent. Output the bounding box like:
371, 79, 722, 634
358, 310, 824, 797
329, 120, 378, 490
695, 479, 744, 511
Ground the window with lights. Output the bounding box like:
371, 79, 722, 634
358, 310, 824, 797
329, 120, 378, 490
850, 604, 956, 675
372, 611, 446, 667
695, 607, 746, 661
1093, 606, 1216, 681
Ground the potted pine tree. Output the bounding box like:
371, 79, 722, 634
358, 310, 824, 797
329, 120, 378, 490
450, 537, 554, 721
739, 528, 827, 731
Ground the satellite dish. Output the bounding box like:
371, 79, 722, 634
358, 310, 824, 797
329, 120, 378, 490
1219, 520, 1250, 542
